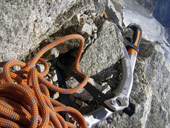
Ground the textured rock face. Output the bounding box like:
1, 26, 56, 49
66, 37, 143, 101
95, 40, 153, 128
0, 0, 94, 61
1, 1, 170, 128
94, 0, 123, 27
80, 21, 124, 77
139, 40, 170, 128
95, 39, 170, 128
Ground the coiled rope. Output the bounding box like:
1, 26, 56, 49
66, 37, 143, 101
0, 34, 88, 128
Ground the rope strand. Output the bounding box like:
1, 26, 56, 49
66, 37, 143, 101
0, 34, 88, 128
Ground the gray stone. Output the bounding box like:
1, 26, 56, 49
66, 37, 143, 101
146, 95, 169, 128
138, 39, 170, 128
12, 66, 21, 71
79, 14, 89, 25
80, 21, 124, 78
1, 0, 170, 128
93, 0, 107, 16
53, 92, 59, 99
98, 39, 170, 128
111, 0, 123, 13
106, 0, 123, 27
81, 23, 93, 35
95, 0, 123, 27
92, 24, 98, 32
0, 0, 95, 62
36, 63, 45, 73
50, 48, 59, 58
87, 18, 94, 25
52, 74, 58, 82
95, 55, 153, 128
93, 33, 98, 39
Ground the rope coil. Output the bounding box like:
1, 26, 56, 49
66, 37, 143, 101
0, 34, 88, 128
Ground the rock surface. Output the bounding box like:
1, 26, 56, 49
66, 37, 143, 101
94, 39, 170, 128
139, 40, 170, 128
0, 0, 95, 62
80, 21, 124, 77
94, 39, 153, 128
94, 0, 123, 27
1, 1, 170, 128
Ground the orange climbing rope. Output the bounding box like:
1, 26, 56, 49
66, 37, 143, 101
0, 34, 88, 128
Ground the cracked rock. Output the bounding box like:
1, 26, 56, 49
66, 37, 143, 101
96, 51, 153, 128
0, 0, 95, 62
80, 21, 124, 78
139, 40, 170, 128
95, 39, 170, 128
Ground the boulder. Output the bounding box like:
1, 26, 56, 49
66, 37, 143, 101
94, 0, 123, 27
95, 39, 170, 128
140, 40, 170, 128
80, 21, 124, 78
0, 0, 95, 62
1, 0, 170, 128
95, 41, 153, 127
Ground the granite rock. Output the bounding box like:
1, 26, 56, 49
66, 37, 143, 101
95, 39, 170, 128
139, 40, 170, 128
80, 21, 124, 78
1, 1, 169, 128
0, 0, 95, 62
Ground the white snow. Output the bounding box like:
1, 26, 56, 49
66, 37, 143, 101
124, 9, 165, 42
122, 0, 170, 60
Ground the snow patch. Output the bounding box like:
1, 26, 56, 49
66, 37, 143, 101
123, 0, 170, 60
